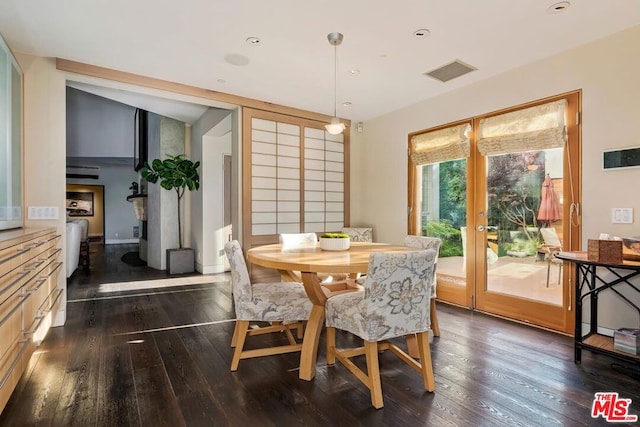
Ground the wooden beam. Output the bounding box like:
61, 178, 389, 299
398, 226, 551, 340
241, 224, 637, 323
56, 58, 351, 125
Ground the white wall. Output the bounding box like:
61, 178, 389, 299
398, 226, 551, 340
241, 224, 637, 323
351, 25, 640, 329
190, 108, 233, 273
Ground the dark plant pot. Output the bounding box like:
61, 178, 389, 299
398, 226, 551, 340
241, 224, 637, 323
166, 248, 195, 275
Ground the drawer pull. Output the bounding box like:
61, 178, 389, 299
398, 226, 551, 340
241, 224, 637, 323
39, 262, 63, 280
27, 278, 48, 293
0, 339, 30, 390
47, 288, 64, 312
24, 259, 45, 271
23, 315, 46, 335
0, 247, 30, 265
0, 270, 31, 298
0, 293, 29, 328
46, 234, 61, 243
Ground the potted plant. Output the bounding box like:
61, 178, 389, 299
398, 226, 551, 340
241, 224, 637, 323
319, 232, 350, 251
141, 154, 200, 274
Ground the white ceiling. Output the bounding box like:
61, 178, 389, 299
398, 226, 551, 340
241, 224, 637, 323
1, 1, 640, 122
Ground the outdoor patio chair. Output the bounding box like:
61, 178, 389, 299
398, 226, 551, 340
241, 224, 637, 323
539, 227, 563, 287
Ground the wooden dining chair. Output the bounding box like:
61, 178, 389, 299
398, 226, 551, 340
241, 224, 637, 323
325, 250, 437, 409
404, 235, 442, 337
224, 240, 313, 371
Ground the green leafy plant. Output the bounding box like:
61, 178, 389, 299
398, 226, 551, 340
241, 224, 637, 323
141, 154, 200, 248
320, 232, 349, 239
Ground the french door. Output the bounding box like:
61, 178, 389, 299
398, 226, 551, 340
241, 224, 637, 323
409, 91, 581, 333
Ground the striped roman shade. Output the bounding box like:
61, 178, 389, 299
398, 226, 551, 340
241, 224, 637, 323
410, 123, 471, 165
478, 99, 567, 156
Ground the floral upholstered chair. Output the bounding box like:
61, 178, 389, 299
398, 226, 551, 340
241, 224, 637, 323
404, 235, 442, 336
224, 241, 313, 371
325, 250, 437, 409
341, 227, 373, 243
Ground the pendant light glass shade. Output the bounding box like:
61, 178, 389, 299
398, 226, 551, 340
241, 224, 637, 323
325, 117, 346, 135
325, 32, 344, 135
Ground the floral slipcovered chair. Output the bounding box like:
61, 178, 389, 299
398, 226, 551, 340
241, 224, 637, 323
224, 240, 313, 371
325, 250, 437, 409
341, 227, 373, 243
404, 235, 442, 336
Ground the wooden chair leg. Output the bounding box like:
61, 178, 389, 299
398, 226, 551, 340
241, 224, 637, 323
230, 321, 240, 348
416, 331, 435, 392
405, 333, 419, 358
326, 327, 336, 365
364, 340, 384, 409
231, 320, 249, 371
430, 298, 440, 337
296, 322, 304, 339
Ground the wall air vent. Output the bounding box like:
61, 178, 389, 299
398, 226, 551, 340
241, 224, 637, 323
424, 60, 477, 83
66, 165, 100, 179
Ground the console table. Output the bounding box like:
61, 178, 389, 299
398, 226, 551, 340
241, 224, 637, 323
555, 251, 640, 365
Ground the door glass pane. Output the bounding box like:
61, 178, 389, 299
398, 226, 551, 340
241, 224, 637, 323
486, 148, 564, 305
419, 159, 467, 285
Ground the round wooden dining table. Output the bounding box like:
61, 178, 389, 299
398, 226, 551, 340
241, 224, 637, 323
247, 242, 420, 381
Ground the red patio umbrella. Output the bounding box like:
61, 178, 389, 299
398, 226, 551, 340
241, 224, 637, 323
537, 174, 561, 223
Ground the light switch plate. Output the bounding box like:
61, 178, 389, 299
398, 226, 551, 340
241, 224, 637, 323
611, 207, 633, 224
28, 206, 59, 220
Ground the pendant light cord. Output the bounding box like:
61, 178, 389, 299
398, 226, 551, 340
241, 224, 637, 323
333, 43, 338, 117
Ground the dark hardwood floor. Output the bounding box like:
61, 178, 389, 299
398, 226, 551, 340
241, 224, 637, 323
1, 243, 638, 426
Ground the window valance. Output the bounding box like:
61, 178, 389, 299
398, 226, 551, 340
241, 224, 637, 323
478, 99, 567, 156
410, 123, 471, 165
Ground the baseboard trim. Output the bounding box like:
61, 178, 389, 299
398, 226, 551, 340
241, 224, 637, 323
105, 238, 139, 244
198, 263, 228, 275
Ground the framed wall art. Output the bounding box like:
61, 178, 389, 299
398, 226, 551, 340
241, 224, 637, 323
66, 191, 94, 216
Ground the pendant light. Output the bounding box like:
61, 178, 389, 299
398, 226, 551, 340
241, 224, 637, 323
325, 32, 345, 135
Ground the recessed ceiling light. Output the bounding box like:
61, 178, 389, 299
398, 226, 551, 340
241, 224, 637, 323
224, 54, 250, 66
413, 29, 430, 39
547, 1, 571, 13
342, 101, 352, 107
349, 69, 360, 76
246, 37, 261, 46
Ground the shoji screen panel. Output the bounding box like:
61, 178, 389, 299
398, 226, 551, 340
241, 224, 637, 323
243, 108, 349, 250
250, 118, 301, 236
303, 128, 345, 233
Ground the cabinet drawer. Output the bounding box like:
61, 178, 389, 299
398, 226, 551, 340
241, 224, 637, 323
0, 268, 31, 307
0, 335, 32, 412
0, 243, 29, 280
0, 291, 26, 362
27, 288, 63, 346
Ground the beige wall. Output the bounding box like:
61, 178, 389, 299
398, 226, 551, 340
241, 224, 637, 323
17, 54, 67, 326
350, 25, 640, 330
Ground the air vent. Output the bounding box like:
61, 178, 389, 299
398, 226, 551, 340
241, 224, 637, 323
66, 165, 100, 179
424, 60, 477, 83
